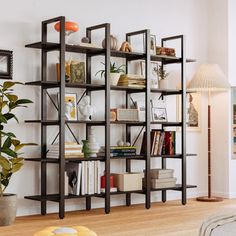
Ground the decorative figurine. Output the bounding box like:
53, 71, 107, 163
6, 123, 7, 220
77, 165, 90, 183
117, 140, 131, 147
102, 35, 118, 50
87, 128, 100, 157
78, 95, 96, 121
120, 41, 132, 52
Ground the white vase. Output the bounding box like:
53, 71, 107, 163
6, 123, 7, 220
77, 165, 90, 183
88, 128, 100, 157
110, 73, 121, 86
159, 79, 169, 89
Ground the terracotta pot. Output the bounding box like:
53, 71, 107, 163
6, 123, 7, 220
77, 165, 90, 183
0, 194, 17, 226
158, 79, 169, 89
110, 73, 120, 86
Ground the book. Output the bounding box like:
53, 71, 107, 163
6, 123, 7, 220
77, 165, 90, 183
97, 161, 101, 194
101, 187, 118, 193
153, 131, 161, 155
76, 163, 82, 195
141, 130, 161, 155
65, 172, 69, 196
162, 131, 176, 155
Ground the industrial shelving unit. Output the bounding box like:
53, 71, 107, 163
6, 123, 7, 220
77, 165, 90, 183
24, 16, 196, 219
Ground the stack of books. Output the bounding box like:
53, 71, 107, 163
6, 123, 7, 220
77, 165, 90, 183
117, 74, 146, 88
97, 146, 137, 157
65, 161, 101, 196
150, 169, 177, 189
140, 130, 176, 155
47, 142, 84, 159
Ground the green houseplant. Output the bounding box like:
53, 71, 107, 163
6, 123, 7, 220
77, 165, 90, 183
95, 62, 125, 86
0, 81, 35, 226
158, 65, 169, 89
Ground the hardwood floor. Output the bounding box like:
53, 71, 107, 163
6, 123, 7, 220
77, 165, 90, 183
1, 198, 236, 236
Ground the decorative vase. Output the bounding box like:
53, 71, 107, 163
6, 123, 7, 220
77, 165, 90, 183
82, 140, 90, 158
78, 95, 96, 121
110, 73, 121, 86
159, 79, 169, 89
102, 35, 118, 50
87, 128, 100, 157
0, 194, 17, 226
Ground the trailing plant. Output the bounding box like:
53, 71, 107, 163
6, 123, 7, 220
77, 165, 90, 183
0, 81, 35, 197
95, 62, 125, 78
158, 65, 169, 80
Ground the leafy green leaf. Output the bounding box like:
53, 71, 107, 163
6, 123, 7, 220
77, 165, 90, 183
15, 99, 33, 105
1, 132, 16, 138
12, 163, 23, 173
3, 82, 15, 90
12, 139, 20, 147
0, 114, 7, 124
3, 113, 19, 123
15, 142, 37, 152
5, 94, 18, 102
10, 157, 24, 164
3, 137, 12, 149
1, 148, 17, 158
0, 156, 11, 170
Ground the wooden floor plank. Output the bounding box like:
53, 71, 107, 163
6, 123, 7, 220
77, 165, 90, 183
0, 199, 235, 236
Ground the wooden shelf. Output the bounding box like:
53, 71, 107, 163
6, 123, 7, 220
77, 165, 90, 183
150, 154, 197, 159
151, 184, 197, 192
25, 120, 106, 126
25, 157, 105, 163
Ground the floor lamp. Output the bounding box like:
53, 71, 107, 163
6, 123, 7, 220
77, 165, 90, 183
188, 64, 230, 202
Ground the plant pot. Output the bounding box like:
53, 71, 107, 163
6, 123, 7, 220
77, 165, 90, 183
0, 194, 17, 226
158, 79, 169, 89
110, 73, 121, 86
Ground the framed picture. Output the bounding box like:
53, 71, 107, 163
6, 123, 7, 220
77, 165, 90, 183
0, 50, 13, 80
152, 107, 168, 122
65, 93, 78, 120
177, 93, 201, 131
150, 35, 156, 55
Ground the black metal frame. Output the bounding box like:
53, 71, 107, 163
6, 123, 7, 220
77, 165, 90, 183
24, 16, 195, 219
0, 50, 13, 80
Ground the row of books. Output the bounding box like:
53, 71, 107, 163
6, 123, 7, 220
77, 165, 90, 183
117, 74, 146, 88
47, 143, 84, 158
97, 146, 137, 157
65, 161, 101, 196
141, 130, 176, 155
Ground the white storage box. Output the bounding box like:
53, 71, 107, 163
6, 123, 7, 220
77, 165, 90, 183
151, 177, 177, 189
150, 169, 174, 179
112, 172, 143, 191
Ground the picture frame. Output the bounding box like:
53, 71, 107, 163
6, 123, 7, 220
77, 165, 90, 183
152, 107, 168, 122
177, 93, 201, 132
0, 50, 13, 80
64, 93, 78, 121
150, 35, 156, 55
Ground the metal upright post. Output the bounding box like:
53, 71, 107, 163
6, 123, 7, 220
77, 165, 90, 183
105, 24, 111, 214
145, 29, 151, 209
181, 35, 187, 205
85, 28, 92, 211
58, 17, 66, 219
41, 20, 48, 216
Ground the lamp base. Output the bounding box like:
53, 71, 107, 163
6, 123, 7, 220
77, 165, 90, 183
196, 196, 223, 202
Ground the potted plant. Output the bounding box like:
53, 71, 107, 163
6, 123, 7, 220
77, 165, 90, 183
158, 65, 169, 89
0, 81, 35, 226
95, 62, 125, 86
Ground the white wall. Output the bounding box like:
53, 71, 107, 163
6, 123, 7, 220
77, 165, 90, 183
0, 0, 210, 216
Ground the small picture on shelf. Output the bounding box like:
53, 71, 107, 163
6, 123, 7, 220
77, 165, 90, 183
150, 35, 156, 55
0, 50, 13, 80
65, 93, 78, 120
140, 61, 159, 88
152, 107, 167, 122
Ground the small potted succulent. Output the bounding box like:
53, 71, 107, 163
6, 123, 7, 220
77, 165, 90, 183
95, 62, 125, 86
158, 65, 169, 89
0, 81, 35, 226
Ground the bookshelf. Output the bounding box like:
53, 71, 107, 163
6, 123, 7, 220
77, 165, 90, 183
24, 16, 197, 219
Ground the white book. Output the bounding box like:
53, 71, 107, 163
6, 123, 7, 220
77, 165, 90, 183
94, 161, 97, 194
81, 162, 85, 195
76, 163, 82, 196
65, 172, 69, 196
88, 162, 94, 195
84, 162, 88, 194
97, 161, 101, 194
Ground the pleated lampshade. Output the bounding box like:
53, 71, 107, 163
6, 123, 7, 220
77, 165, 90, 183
187, 64, 230, 91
